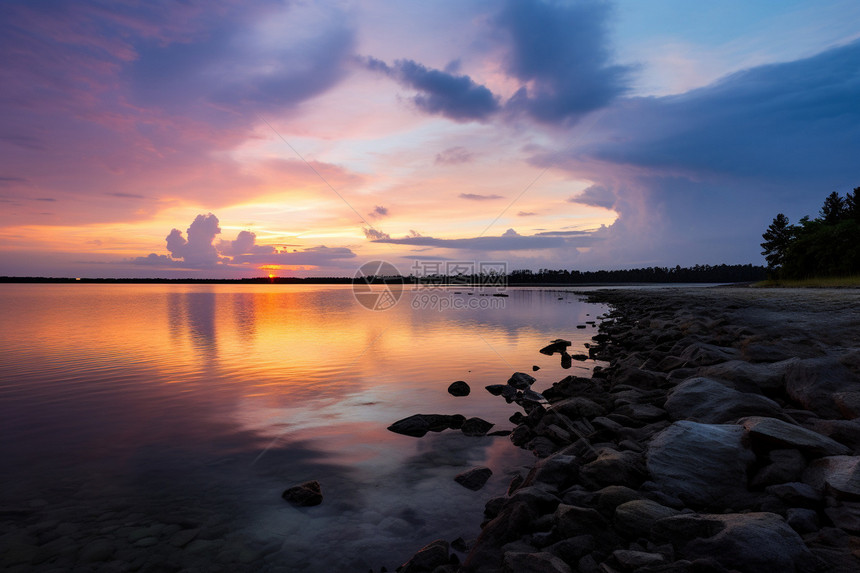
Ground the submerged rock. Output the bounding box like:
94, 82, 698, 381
455, 467, 493, 491
508, 372, 537, 389
388, 414, 460, 437
461, 417, 494, 436
282, 480, 322, 507
540, 339, 572, 355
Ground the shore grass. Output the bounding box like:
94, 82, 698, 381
753, 274, 860, 288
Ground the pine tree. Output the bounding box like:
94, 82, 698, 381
820, 191, 845, 224
760, 213, 793, 270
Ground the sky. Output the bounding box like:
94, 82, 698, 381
1, 0, 859, 278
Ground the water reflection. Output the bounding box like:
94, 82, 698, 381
0, 284, 608, 572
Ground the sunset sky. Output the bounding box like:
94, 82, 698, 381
2, 0, 859, 278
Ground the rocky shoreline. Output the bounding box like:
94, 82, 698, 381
395, 286, 860, 573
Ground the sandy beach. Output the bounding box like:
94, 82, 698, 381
397, 286, 860, 573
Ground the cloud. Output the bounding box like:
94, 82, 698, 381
369, 205, 389, 218
459, 193, 504, 201
129, 214, 357, 270
165, 213, 225, 267
368, 228, 596, 251
539, 39, 860, 266
364, 57, 500, 122
435, 146, 475, 165
517, 211, 537, 217
568, 185, 616, 209
107, 192, 146, 199
218, 230, 275, 256
363, 227, 391, 240
495, 0, 633, 124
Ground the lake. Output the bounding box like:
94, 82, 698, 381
0, 283, 607, 571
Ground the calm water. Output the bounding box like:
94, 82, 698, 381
0, 284, 607, 571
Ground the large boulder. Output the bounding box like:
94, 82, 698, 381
785, 357, 860, 418
448, 381, 471, 396
803, 456, 860, 500
400, 539, 450, 573
646, 421, 756, 509
698, 358, 798, 392
665, 377, 785, 423
670, 512, 816, 573
508, 372, 537, 390
614, 499, 680, 538
740, 416, 851, 456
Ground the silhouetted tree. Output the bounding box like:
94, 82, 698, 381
846, 187, 860, 221
760, 213, 794, 272
820, 191, 845, 224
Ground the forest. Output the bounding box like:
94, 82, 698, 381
761, 188, 860, 279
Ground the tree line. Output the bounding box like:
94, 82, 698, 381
508, 264, 765, 284
761, 188, 860, 279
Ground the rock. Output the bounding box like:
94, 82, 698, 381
169, 528, 200, 548
545, 535, 594, 565
740, 416, 851, 456
504, 551, 573, 573
803, 456, 860, 500
486, 384, 506, 396
580, 448, 646, 489
614, 499, 680, 538
533, 365, 541, 371
785, 357, 860, 418
665, 377, 785, 423
614, 403, 666, 422
592, 485, 643, 514
388, 414, 460, 437
676, 512, 816, 573
612, 549, 666, 569
448, 381, 471, 396
509, 485, 563, 515
78, 538, 115, 563
508, 372, 537, 389
401, 539, 449, 573
282, 480, 323, 507
834, 392, 860, 419
807, 418, 860, 451
455, 467, 493, 491
698, 359, 795, 392
786, 507, 819, 534
461, 417, 494, 436
540, 340, 572, 356
765, 481, 822, 506
646, 421, 756, 509
464, 501, 538, 571
524, 453, 579, 490
554, 505, 609, 539
522, 389, 547, 403
550, 397, 606, 420
824, 501, 860, 533
751, 449, 807, 488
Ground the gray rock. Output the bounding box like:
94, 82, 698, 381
834, 392, 860, 419
525, 453, 579, 490
614, 499, 680, 538
592, 485, 643, 514
740, 416, 851, 456
580, 448, 646, 489
678, 342, 741, 367
612, 549, 666, 569
169, 528, 199, 548
615, 403, 667, 422
508, 372, 537, 389
803, 456, 860, 500
665, 377, 784, 423
400, 539, 449, 573
503, 551, 573, 573
807, 418, 860, 451
554, 505, 608, 539
78, 538, 115, 563
679, 512, 816, 573
698, 359, 796, 392
785, 357, 860, 418
765, 482, 822, 506
647, 421, 756, 509
455, 467, 493, 491
448, 381, 471, 396
786, 507, 819, 534
825, 501, 860, 534
550, 397, 606, 420
282, 480, 322, 507
751, 449, 807, 488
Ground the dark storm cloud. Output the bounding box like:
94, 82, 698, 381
589, 40, 860, 183
363, 57, 500, 122
496, 0, 633, 124
568, 184, 616, 209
